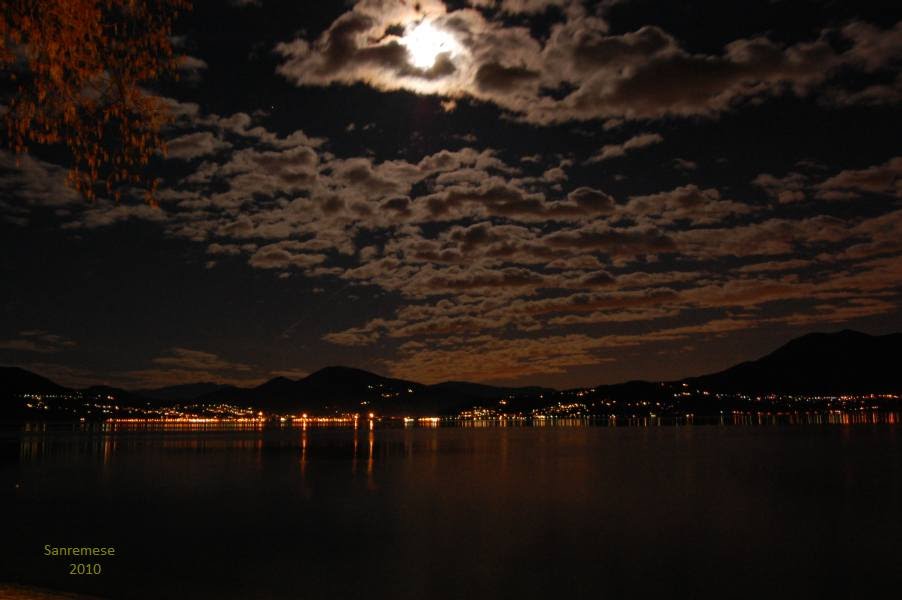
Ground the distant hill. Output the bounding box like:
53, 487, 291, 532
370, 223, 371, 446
683, 330, 902, 394
426, 381, 554, 399
195, 366, 633, 414
586, 380, 668, 400
195, 366, 556, 415
81, 385, 150, 407
0, 366, 68, 395
198, 366, 555, 415
198, 366, 450, 415
135, 382, 230, 402
3, 330, 901, 418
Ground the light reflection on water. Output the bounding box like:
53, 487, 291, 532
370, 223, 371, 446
9, 411, 901, 463
6, 411, 899, 462
2, 414, 901, 600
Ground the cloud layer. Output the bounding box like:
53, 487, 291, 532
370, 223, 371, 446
275, 2, 902, 125
2, 2, 901, 386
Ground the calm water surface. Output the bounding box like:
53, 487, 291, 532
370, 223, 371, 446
1, 421, 901, 599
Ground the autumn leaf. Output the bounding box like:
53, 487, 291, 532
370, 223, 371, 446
1, 0, 190, 203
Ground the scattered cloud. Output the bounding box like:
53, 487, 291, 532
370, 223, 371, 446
4, 6, 901, 386
165, 131, 232, 160
0, 151, 80, 209
586, 133, 663, 163
274, 3, 902, 125
753, 172, 808, 204
0, 331, 77, 354
673, 158, 697, 171
816, 156, 902, 199
123, 347, 262, 388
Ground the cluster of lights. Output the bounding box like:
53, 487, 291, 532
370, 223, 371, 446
459, 407, 499, 419
532, 402, 588, 417
13, 385, 902, 426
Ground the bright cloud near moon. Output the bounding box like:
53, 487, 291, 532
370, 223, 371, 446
400, 21, 460, 69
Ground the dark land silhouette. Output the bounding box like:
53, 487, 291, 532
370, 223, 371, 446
2, 330, 900, 420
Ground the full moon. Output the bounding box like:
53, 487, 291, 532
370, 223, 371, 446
400, 21, 460, 70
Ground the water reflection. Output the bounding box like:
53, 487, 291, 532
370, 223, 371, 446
8, 411, 900, 464
4, 412, 901, 600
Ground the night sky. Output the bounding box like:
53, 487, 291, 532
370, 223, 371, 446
1, 0, 900, 390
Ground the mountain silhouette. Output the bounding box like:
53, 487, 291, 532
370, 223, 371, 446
3, 330, 901, 417
427, 381, 553, 399
683, 330, 902, 394
193, 366, 560, 414
136, 382, 229, 402
0, 366, 67, 395
199, 366, 442, 414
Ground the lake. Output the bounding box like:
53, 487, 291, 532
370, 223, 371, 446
2, 419, 901, 599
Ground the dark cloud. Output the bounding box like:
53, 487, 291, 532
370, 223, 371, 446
542, 223, 676, 257
248, 242, 328, 270
0, 152, 80, 208
753, 172, 808, 204
165, 131, 232, 160
474, 62, 541, 93
624, 185, 753, 225
817, 156, 902, 198
586, 132, 663, 163
0, 331, 77, 354
673, 158, 697, 171
567, 187, 616, 213
123, 347, 263, 387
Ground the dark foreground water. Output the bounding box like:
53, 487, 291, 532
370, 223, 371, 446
1, 420, 901, 599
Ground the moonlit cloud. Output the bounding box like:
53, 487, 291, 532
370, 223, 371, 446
6, 95, 902, 383
817, 156, 902, 199
274, 2, 902, 125
165, 131, 232, 160
586, 133, 663, 163
2, 2, 900, 387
